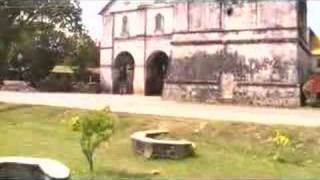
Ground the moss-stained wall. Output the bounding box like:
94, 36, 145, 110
162, 0, 307, 107
167, 47, 298, 84
99, 0, 310, 107
163, 42, 302, 107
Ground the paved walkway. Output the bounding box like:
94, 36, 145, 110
0, 91, 319, 127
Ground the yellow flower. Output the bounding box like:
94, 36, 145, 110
70, 116, 80, 131
273, 130, 290, 147
71, 116, 80, 122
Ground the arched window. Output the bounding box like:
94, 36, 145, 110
155, 13, 164, 31
122, 16, 129, 35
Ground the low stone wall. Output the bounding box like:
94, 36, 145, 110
163, 82, 220, 103
233, 84, 301, 107
163, 82, 301, 107
131, 130, 195, 159
0, 81, 37, 92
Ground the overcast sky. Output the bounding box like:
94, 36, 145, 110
80, 0, 320, 41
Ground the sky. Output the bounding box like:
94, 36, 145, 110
80, 0, 320, 41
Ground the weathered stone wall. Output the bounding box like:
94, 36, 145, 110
163, 42, 302, 107
231, 42, 300, 106
163, 83, 301, 107
256, 1, 297, 28
233, 85, 300, 107
189, 2, 221, 30
223, 1, 257, 30
163, 83, 220, 103
226, 43, 298, 84
99, 0, 310, 107
172, 0, 298, 32
161, 1, 306, 107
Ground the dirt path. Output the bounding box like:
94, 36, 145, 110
0, 91, 319, 127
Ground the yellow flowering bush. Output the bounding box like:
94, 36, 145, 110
70, 115, 80, 131
271, 130, 293, 163
65, 108, 114, 173
273, 130, 290, 147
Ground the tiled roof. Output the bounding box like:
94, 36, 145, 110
51, 65, 75, 74
312, 48, 320, 56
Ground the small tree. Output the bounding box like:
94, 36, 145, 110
71, 109, 114, 172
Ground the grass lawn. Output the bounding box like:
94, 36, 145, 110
1, 103, 320, 178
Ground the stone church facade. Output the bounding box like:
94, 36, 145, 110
99, 0, 311, 107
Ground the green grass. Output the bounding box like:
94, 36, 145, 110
1, 103, 320, 178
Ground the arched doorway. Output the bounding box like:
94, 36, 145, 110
145, 51, 169, 96
113, 52, 135, 94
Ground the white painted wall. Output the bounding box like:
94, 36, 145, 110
114, 10, 145, 38
146, 7, 173, 36
101, 15, 113, 48
173, 3, 188, 32
189, 2, 221, 31
257, 1, 297, 28
113, 39, 145, 94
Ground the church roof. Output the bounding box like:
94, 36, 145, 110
309, 28, 320, 56
99, 0, 116, 15
99, 0, 174, 15
311, 36, 320, 56
312, 48, 320, 56
51, 65, 75, 74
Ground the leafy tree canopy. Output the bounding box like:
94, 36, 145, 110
0, 0, 82, 33
0, 0, 98, 85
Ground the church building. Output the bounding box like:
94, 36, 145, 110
99, 0, 310, 107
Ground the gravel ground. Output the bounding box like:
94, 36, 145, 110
0, 91, 319, 127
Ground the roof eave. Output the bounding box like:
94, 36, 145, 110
98, 0, 116, 15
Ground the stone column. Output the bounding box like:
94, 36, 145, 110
133, 65, 145, 95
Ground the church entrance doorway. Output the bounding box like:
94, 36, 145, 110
145, 51, 169, 96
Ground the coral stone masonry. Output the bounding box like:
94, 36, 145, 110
131, 130, 195, 159
99, 0, 311, 107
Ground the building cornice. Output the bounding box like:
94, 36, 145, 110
171, 38, 298, 46
174, 27, 298, 35
108, 4, 173, 15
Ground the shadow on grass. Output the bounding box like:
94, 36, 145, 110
0, 104, 32, 113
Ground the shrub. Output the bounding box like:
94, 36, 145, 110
38, 74, 73, 92
271, 130, 303, 164
272, 130, 291, 162
72, 82, 101, 93
70, 109, 114, 173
